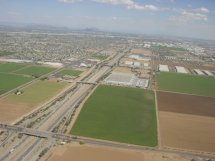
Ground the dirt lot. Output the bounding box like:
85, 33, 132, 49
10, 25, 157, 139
113, 66, 132, 73
0, 101, 29, 123
159, 111, 215, 154
45, 144, 192, 161
0, 80, 67, 124
157, 91, 215, 117
131, 49, 152, 56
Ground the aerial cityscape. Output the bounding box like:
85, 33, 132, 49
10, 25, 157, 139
0, 0, 215, 161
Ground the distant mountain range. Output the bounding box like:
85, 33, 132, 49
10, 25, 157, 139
0, 22, 102, 34
0, 22, 214, 43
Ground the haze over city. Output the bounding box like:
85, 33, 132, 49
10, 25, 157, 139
0, 0, 215, 40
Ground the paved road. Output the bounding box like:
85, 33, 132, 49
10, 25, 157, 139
2, 50, 213, 161
1, 122, 215, 160
2, 51, 126, 161
0, 63, 98, 157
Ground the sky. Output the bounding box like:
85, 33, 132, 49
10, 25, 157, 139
0, 0, 215, 40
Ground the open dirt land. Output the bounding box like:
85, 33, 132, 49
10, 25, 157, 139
45, 144, 192, 161
159, 111, 215, 154
157, 91, 215, 117
0, 80, 67, 123
113, 66, 132, 73
131, 49, 152, 56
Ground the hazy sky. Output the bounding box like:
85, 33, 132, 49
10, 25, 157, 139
0, 0, 215, 40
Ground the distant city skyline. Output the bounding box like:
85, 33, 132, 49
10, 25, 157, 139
0, 0, 215, 40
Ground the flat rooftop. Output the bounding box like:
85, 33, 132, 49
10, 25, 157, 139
175, 66, 188, 74
104, 72, 135, 86
194, 69, 205, 75
159, 64, 169, 72
104, 72, 149, 88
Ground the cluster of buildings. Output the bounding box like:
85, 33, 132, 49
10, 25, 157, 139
122, 54, 150, 69
0, 32, 117, 62
104, 72, 149, 88
158, 64, 214, 77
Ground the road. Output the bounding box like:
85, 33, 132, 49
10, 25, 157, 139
0, 50, 126, 161
0, 66, 97, 161
0, 50, 214, 161
1, 122, 214, 160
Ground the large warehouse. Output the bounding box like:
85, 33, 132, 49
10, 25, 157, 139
104, 72, 136, 86
175, 66, 188, 74
194, 69, 205, 76
159, 64, 169, 72
203, 70, 214, 76
104, 72, 149, 88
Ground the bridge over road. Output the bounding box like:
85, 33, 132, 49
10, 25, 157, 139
0, 122, 214, 160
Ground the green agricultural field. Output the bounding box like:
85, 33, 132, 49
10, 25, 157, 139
6, 80, 67, 105
57, 69, 82, 77
156, 72, 215, 97
0, 63, 28, 73
0, 73, 33, 95
71, 85, 158, 147
16, 66, 55, 77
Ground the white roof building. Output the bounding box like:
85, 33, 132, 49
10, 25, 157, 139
80, 63, 88, 67
104, 72, 149, 88
144, 63, 149, 67
142, 58, 151, 61
203, 70, 213, 76
175, 66, 188, 74
125, 61, 133, 66
159, 64, 169, 72
194, 69, 204, 75
129, 54, 141, 60
104, 72, 136, 86
133, 62, 141, 68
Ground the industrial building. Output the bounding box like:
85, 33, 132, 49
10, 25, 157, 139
203, 70, 214, 77
124, 61, 141, 68
104, 72, 149, 88
159, 64, 169, 72
135, 79, 149, 88
143, 63, 149, 67
175, 66, 188, 74
104, 72, 136, 86
194, 69, 205, 75
124, 61, 133, 67
133, 62, 141, 68
129, 54, 142, 60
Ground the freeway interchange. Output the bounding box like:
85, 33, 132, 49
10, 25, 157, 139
0, 49, 127, 161
0, 48, 214, 161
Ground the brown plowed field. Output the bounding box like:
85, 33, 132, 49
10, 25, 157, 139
45, 144, 191, 161
157, 91, 215, 117
131, 49, 152, 56
159, 111, 215, 153
0, 101, 29, 123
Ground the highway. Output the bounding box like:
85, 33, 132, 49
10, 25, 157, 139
0, 50, 214, 161
0, 50, 126, 161
1, 122, 215, 160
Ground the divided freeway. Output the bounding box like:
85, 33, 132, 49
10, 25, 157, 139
0, 49, 127, 161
